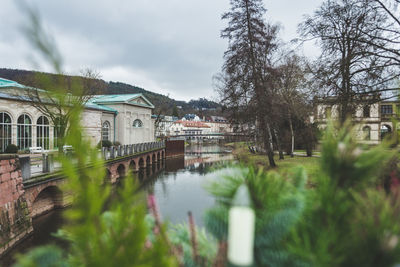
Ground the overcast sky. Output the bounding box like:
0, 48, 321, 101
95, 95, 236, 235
0, 0, 323, 102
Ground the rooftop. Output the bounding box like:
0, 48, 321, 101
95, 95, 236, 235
0, 78, 25, 88
90, 94, 154, 109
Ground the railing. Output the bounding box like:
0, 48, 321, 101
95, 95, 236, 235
101, 141, 165, 161
21, 141, 165, 181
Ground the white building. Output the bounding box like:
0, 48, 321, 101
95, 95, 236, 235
315, 99, 399, 145
0, 78, 155, 153
170, 120, 211, 140
204, 116, 233, 137
153, 115, 178, 138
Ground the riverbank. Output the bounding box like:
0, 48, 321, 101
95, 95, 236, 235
226, 142, 320, 180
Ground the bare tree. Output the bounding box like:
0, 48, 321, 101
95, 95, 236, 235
218, 0, 280, 167
276, 53, 309, 157
299, 0, 400, 123
18, 2, 103, 152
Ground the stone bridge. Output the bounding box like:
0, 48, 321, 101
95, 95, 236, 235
0, 140, 171, 256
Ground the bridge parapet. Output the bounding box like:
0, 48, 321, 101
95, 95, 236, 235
101, 141, 164, 161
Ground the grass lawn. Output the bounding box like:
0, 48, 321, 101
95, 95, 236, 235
232, 142, 321, 181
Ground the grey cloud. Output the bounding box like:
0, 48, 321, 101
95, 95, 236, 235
0, 0, 322, 101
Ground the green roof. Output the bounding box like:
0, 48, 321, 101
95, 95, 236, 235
0, 78, 26, 88
90, 94, 155, 109
85, 102, 118, 113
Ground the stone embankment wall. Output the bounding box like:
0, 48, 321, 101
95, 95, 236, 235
165, 140, 185, 158
0, 155, 32, 255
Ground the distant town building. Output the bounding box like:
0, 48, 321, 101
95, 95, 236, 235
153, 115, 178, 138
167, 114, 233, 141
183, 114, 201, 121
170, 120, 211, 140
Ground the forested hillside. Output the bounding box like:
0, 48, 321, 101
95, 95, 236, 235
0, 68, 222, 117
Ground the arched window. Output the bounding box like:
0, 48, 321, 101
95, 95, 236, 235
381, 124, 392, 140
0, 112, 12, 153
37, 116, 50, 150
102, 121, 110, 141
362, 126, 371, 141
133, 119, 143, 128
17, 114, 32, 150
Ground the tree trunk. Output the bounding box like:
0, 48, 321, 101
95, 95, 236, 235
288, 113, 294, 157
264, 120, 276, 167
273, 128, 284, 160
305, 124, 313, 157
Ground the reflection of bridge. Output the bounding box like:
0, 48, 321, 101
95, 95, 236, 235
185, 151, 231, 155
169, 133, 248, 141
0, 141, 166, 256
170, 133, 248, 138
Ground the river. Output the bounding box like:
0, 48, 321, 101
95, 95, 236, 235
0, 144, 233, 266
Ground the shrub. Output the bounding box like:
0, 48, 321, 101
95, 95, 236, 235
97, 140, 112, 149
113, 141, 121, 146
5, 144, 18, 153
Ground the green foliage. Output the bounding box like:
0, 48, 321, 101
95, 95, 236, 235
286, 121, 399, 267
172, 105, 179, 118
96, 140, 112, 148
320, 121, 392, 189
5, 144, 18, 153
113, 141, 121, 146
168, 223, 217, 267
14, 245, 68, 267
204, 165, 307, 266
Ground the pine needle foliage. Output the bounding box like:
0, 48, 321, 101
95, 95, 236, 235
287, 120, 399, 267
204, 165, 308, 266
168, 223, 217, 267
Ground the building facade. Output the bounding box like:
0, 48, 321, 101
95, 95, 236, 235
315, 100, 398, 144
0, 78, 155, 153
153, 115, 178, 138
170, 120, 211, 140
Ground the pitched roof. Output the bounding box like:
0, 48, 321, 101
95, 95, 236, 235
0, 77, 117, 114
174, 120, 210, 128
0, 78, 27, 88
89, 94, 154, 109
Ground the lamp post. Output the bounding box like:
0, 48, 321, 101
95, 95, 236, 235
228, 184, 255, 267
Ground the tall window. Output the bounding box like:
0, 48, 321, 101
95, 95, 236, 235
0, 112, 12, 153
362, 126, 371, 140
37, 116, 50, 150
17, 114, 32, 150
133, 119, 143, 128
53, 117, 61, 149
325, 106, 332, 118
363, 105, 370, 118
102, 121, 110, 141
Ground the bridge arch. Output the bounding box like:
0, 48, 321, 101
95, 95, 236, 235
146, 155, 151, 165
157, 152, 161, 161
152, 153, 156, 163
129, 160, 137, 173
31, 185, 63, 218
104, 168, 112, 183
139, 157, 145, 168
117, 164, 126, 178
162, 150, 165, 159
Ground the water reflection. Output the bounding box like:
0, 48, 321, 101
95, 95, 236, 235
0, 210, 67, 266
